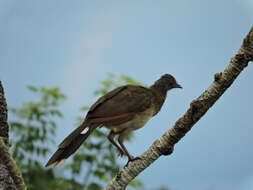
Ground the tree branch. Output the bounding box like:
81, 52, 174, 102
104, 27, 253, 190
0, 81, 9, 145
0, 81, 27, 190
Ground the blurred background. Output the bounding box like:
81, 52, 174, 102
0, 0, 252, 190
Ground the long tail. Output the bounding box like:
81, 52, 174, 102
45, 122, 97, 168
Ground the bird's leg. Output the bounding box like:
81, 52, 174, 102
118, 130, 139, 162
118, 131, 141, 167
107, 130, 124, 156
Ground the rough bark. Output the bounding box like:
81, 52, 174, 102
0, 81, 9, 145
0, 81, 26, 190
104, 27, 253, 190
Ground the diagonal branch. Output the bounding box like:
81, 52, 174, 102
104, 27, 253, 190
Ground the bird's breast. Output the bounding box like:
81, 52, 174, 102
105, 106, 155, 133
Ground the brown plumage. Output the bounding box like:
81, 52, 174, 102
45, 74, 182, 168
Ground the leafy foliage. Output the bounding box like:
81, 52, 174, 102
9, 86, 85, 189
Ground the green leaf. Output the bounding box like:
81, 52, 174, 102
87, 183, 102, 190
129, 179, 143, 187
27, 85, 38, 92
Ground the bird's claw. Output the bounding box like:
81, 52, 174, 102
125, 156, 141, 167
118, 150, 125, 157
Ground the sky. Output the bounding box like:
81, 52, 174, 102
0, 0, 253, 190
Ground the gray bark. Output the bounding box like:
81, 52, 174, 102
0, 81, 26, 190
0, 164, 15, 190
104, 27, 253, 190
0, 81, 15, 190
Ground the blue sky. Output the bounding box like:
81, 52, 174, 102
0, 0, 253, 190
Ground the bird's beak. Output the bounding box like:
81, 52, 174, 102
175, 83, 182, 89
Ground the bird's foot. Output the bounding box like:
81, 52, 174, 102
118, 149, 125, 157
125, 156, 141, 167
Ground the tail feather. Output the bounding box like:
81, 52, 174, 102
45, 122, 97, 168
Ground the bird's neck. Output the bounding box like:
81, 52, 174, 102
150, 83, 168, 96
149, 85, 167, 116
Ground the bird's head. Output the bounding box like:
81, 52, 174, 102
151, 74, 182, 94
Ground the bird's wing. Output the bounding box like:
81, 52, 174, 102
88, 85, 128, 112
86, 85, 152, 125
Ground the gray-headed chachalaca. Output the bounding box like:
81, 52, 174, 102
45, 74, 182, 167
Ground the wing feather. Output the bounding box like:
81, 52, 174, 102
86, 85, 152, 121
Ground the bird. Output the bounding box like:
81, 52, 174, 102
45, 74, 182, 168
